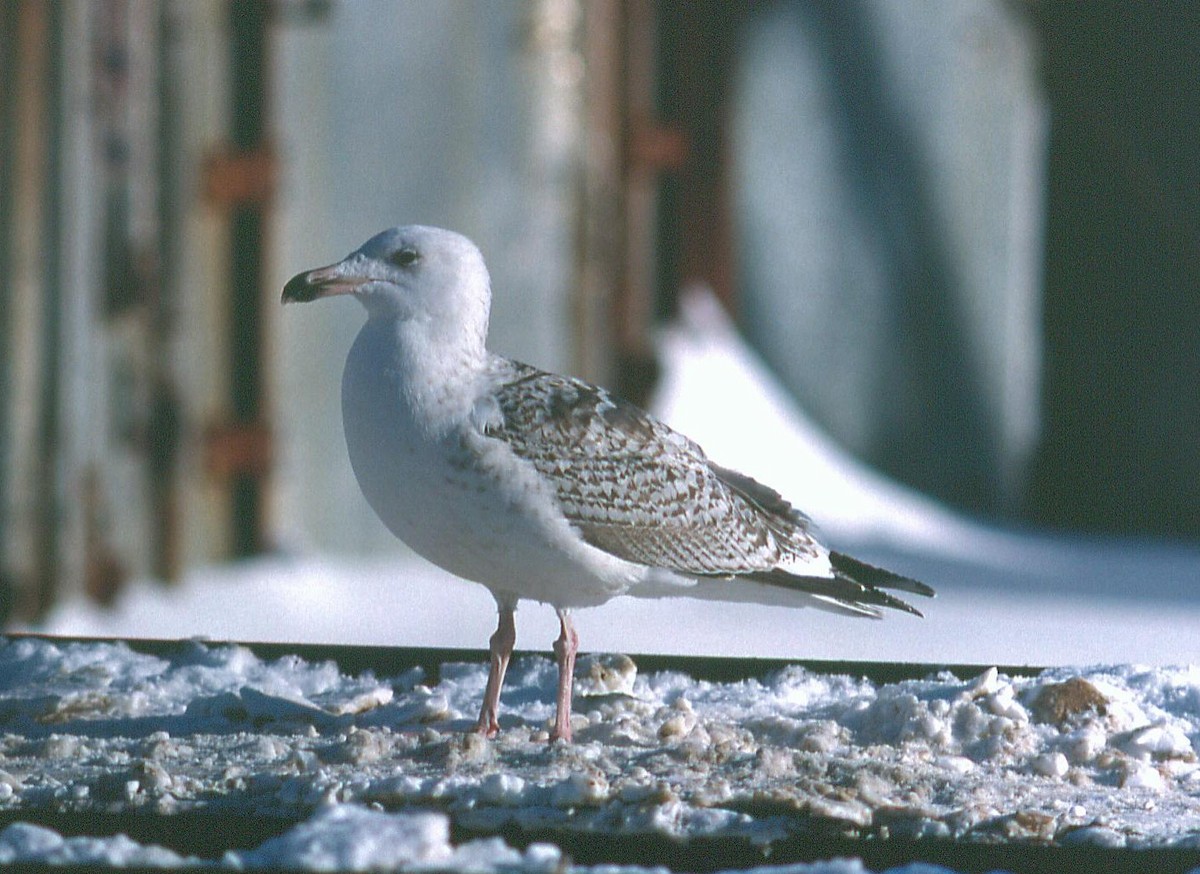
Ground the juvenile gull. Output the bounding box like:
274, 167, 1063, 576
282, 225, 934, 741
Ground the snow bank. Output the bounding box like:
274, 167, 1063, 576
0, 809, 945, 873
0, 636, 1198, 873
0, 821, 191, 868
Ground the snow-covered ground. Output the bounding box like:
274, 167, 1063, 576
0, 636, 1198, 871
30, 290, 1200, 667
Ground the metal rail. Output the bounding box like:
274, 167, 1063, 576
11, 632, 1042, 685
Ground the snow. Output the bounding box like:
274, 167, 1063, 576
0, 636, 1198, 870
0, 821, 192, 868
0, 813, 942, 874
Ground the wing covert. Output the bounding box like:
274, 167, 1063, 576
487, 364, 821, 575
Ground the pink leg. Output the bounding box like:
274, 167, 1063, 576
474, 602, 516, 737
550, 609, 579, 742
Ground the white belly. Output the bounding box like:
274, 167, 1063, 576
341, 328, 642, 608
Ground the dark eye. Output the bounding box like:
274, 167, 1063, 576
390, 247, 419, 267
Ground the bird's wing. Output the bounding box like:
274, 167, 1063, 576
486, 363, 934, 617
486, 364, 824, 576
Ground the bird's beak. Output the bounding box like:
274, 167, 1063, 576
281, 262, 365, 304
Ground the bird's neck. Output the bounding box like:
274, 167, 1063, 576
366, 315, 491, 430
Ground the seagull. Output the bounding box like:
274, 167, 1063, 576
282, 225, 934, 741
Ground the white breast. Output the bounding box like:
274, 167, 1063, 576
340, 323, 643, 608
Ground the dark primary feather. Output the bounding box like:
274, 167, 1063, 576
828, 551, 935, 598
743, 552, 933, 618
488, 362, 933, 616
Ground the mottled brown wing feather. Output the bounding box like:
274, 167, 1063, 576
489, 365, 821, 575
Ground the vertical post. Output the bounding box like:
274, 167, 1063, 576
227, 0, 270, 557
576, 0, 623, 389
0, 2, 19, 621
151, 0, 181, 581
614, 0, 663, 407
33, 0, 65, 616
658, 0, 741, 312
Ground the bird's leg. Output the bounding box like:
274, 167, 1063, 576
550, 609, 579, 742
474, 602, 516, 737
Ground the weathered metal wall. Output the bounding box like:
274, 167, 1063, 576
0, 0, 593, 616
0, 0, 259, 617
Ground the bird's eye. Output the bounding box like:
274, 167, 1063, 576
390, 248, 420, 268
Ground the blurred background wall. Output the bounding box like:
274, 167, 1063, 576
733, 1, 1045, 518
1, 0, 1198, 621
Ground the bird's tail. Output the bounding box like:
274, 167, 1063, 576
748, 552, 935, 618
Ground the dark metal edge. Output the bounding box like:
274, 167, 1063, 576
4, 632, 1044, 685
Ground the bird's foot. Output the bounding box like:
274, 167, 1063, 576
472, 716, 500, 738
473, 602, 516, 741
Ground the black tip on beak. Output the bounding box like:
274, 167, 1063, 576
281, 271, 320, 304
281, 264, 360, 304
278, 271, 321, 306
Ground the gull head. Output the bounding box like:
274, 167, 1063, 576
281, 225, 492, 333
